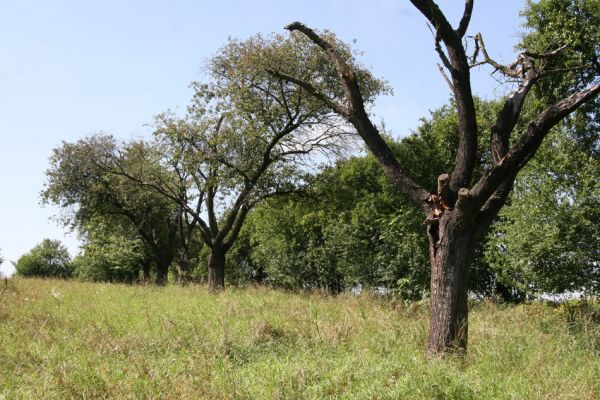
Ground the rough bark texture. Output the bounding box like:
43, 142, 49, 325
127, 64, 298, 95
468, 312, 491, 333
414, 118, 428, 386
427, 212, 474, 354
208, 248, 225, 290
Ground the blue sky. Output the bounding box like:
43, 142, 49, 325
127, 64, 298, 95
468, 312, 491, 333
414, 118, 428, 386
0, 0, 525, 275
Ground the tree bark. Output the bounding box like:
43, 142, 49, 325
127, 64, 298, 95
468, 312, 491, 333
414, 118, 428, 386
207, 248, 225, 290
427, 212, 474, 354
142, 262, 151, 282
155, 260, 169, 285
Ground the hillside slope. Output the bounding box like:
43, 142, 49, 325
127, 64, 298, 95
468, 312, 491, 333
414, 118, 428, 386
1, 279, 598, 399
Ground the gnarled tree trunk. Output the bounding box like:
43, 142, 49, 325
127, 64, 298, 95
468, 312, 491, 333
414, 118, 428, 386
207, 247, 225, 290
426, 212, 475, 354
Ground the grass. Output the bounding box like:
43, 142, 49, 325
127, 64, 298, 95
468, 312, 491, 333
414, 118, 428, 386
1, 278, 598, 399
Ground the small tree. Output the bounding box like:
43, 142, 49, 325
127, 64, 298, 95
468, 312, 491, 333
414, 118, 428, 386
14, 239, 73, 278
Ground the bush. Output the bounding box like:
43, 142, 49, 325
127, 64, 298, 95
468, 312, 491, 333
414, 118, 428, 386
14, 239, 73, 278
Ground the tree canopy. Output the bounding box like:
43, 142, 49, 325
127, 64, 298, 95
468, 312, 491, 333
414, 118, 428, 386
83, 31, 389, 289
42, 135, 190, 284
14, 239, 73, 278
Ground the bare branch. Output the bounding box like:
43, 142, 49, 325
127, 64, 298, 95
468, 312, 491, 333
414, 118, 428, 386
437, 63, 454, 91
267, 69, 350, 117
426, 23, 452, 71
472, 82, 600, 206
284, 21, 430, 207
471, 34, 569, 81
470, 33, 521, 77
523, 45, 568, 59
410, 1, 478, 197
457, 0, 474, 38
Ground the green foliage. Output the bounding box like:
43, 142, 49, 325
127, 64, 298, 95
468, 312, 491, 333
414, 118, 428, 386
521, 0, 600, 100
486, 126, 600, 295
73, 218, 148, 282
1, 279, 598, 399
231, 153, 429, 297
14, 239, 73, 278
42, 135, 188, 283
245, 199, 346, 292
520, 0, 600, 159
229, 98, 504, 297
208, 31, 390, 116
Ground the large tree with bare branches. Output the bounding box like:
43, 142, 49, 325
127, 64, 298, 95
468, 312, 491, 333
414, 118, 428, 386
269, 0, 600, 354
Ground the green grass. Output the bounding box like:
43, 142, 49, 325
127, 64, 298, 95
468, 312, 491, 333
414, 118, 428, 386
1, 278, 598, 399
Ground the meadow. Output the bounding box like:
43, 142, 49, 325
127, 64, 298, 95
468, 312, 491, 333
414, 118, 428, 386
1, 278, 598, 399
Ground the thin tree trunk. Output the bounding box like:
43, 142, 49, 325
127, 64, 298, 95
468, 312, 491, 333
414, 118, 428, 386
207, 248, 225, 290
176, 256, 192, 284
427, 214, 474, 355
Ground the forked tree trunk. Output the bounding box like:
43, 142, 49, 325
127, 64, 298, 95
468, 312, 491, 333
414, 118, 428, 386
427, 212, 475, 354
207, 248, 225, 290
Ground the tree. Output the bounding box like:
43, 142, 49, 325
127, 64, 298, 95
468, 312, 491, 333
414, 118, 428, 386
270, 0, 600, 354
42, 136, 197, 284
103, 33, 386, 290
14, 239, 73, 278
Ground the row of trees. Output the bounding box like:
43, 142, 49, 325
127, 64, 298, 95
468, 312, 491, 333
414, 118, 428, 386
29, 0, 599, 355
231, 108, 600, 300
20, 108, 600, 298
42, 31, 376, 288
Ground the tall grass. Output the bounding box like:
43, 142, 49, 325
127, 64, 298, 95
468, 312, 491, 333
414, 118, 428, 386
1, 278, 598, 399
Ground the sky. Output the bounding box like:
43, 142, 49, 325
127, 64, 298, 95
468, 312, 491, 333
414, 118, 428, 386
0, 0, 526, 276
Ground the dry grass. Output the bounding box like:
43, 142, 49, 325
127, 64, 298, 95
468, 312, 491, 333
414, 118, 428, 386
0, 278, 598, 399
